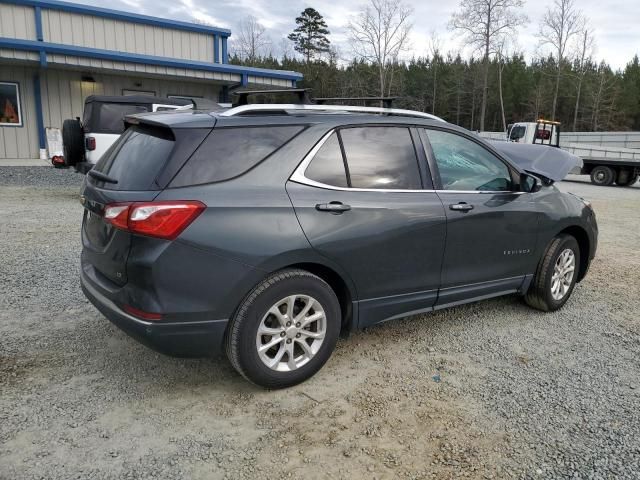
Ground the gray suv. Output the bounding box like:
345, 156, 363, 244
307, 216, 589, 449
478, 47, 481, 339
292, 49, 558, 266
80, 102, 598, 388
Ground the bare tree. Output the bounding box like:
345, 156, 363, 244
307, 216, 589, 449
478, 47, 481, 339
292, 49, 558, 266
538, 0, 584, 121
571, 26, 595, 131
235, 16, 270, 63
450, 0, 527, 131
429, 31, 442, 115
496, 41, 508, 132
348, 0, 413, 99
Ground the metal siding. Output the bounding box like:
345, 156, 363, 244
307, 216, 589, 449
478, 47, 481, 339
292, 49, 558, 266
40, 68, 221, 127
0, 64, 39, 159
38, 9, 215, 62
0, 4, 37, 40
0, 48, 39, 60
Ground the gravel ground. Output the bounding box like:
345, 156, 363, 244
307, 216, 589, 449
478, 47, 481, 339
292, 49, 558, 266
1, 167, 639, 480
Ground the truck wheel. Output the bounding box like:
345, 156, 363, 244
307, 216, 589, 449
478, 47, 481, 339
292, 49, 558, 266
615, 171, 638, 187
590, 166, 615, 186
525, 234, 580, 312
225, 269, 341, 389
62, 119, 84, 167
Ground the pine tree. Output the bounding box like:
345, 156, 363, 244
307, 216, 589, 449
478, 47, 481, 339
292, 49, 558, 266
287, 8, 331, 63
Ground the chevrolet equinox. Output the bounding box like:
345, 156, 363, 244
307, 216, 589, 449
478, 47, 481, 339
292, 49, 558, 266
80, 103, 598, 388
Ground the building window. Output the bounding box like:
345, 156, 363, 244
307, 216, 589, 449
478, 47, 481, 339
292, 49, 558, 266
122, 89, 156, 96
168, 95, 203, 101
0, 82, 22, 127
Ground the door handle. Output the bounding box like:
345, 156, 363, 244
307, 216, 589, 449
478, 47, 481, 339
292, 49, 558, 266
449, 202, 474, 212
316, 202, 351, 213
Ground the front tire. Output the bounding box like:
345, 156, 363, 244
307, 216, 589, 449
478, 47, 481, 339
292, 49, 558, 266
225, 269, 341, 389
525, 235, 580, 312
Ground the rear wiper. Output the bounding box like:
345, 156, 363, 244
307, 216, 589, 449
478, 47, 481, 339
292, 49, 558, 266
88, 170, 118, 184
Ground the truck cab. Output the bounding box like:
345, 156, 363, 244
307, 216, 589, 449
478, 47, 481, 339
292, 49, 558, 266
507, 120, 561, 147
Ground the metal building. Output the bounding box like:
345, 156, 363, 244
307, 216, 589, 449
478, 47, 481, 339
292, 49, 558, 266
0, 0, 303, 161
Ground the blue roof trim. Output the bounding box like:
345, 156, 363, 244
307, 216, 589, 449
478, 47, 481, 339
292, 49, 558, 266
0, 37, 304, 81
1, 0, 232, 36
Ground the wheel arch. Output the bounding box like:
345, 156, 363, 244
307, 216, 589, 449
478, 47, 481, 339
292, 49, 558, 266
556, 225, 590, 282
280, 262, 357, 334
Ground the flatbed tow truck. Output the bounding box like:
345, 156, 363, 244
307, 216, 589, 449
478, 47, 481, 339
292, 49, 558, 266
481, 120, 640, 187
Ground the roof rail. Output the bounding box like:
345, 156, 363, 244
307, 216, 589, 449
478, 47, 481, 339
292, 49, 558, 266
315, 97, 397, 108
232, 88, 313, 106
218, 103, 446, 122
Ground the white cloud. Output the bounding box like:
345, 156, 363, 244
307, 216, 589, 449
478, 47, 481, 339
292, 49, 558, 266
68, 0, 639, 69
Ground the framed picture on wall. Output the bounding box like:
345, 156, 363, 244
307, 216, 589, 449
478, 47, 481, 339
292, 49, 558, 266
0, 82, 22, 127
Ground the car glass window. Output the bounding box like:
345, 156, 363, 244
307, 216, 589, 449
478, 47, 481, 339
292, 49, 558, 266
170, 126, 304, 187
340, 127, 421, 190
509, 125, 526, 141
95, 103, 149, 133
93, 125, 174, 191
304, 133, 348, 187
425, 129, 512, 191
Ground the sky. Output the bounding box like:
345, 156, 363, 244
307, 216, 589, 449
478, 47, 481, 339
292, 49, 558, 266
76, 0, 639, 70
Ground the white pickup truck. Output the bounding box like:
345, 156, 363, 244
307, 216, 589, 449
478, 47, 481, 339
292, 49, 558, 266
59, 95, 192, 173
481, 120, 640, 187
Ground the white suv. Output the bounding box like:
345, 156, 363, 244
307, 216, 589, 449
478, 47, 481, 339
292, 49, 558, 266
60, 95, 192, 173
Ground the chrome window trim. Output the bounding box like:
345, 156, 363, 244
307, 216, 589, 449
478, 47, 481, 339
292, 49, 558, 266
289, 129, 526, 195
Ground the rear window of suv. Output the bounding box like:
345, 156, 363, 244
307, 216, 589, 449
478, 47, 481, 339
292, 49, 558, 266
84, 103, 150, 134
92, 125, 174, 190
169, 126, 304, 187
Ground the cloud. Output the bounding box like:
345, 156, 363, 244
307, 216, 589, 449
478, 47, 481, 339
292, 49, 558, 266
67, 0, 639, 69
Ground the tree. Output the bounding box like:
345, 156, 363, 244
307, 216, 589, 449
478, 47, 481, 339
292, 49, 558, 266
287, 8, 331, 63
428, 31, 442, 115
571, 26, 595, 131
235, 16, 270, 63
450, 0, 527, 131
348, 0, 413, 99
538, 0, 585, 121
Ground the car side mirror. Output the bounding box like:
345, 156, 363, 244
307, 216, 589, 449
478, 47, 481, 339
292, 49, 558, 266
520, 173, 542, 193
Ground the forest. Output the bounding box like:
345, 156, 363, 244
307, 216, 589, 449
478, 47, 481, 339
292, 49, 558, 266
226, 1, 640, 133
232, 54, 640, 133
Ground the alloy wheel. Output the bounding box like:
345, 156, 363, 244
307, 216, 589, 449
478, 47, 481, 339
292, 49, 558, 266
550, 248, 576, 301
256, 295, 327, 372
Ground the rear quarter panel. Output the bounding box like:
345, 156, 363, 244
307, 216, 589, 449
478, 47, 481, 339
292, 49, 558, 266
153, 125, 359, 315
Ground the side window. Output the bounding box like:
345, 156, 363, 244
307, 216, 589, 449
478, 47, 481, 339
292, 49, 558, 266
425, 129, 513, 191
304, 133, 348, 187
171, 126, 303, 187
340, 127, 421, 190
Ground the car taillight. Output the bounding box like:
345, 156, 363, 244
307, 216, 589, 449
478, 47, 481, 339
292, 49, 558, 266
103, 201, 205, 240
86, 137, 96, 151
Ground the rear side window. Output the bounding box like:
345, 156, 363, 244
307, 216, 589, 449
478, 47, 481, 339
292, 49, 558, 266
92, 103, 149, 134
170, 126, 304, 187
304, 133, 348, 187
93, 125, 174, 190
340, 127, 421, 190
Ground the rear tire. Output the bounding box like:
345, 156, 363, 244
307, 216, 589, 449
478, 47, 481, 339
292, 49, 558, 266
525, 235, 580, 312
615, 170, 638, 187
62, 118, 84, 167
590, 166, 615, 186
225, 269, 341, 389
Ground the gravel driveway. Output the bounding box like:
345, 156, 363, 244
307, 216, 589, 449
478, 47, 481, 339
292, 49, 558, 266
1, 167, 639, 479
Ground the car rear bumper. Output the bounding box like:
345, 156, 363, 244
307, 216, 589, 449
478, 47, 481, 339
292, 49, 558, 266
81, 267, 228, 357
